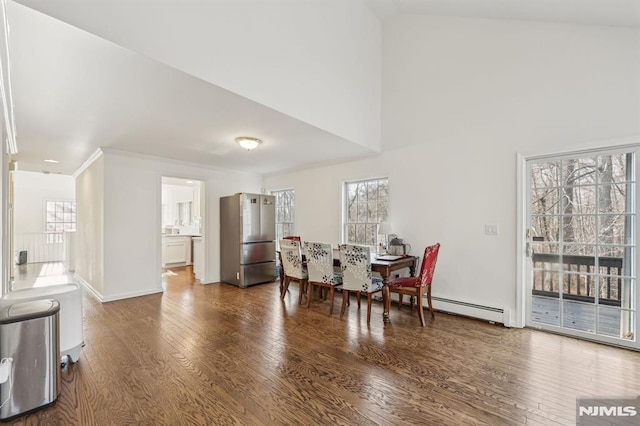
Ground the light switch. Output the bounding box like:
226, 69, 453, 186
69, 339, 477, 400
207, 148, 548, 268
484, 224, 498, 235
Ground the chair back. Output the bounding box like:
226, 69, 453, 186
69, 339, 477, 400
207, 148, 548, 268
305, 242, 339, 284
283, 235, 302, 247
338, 244, 374, 292
419, 243, 441, 287
280, 239, 305, 280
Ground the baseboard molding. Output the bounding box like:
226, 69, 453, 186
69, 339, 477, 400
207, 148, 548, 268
101, 287, 163, 303
74, 274, 162, 303
73, 273, 104, 302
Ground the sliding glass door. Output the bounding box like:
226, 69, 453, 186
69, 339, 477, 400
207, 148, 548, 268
525, 150, 638, 348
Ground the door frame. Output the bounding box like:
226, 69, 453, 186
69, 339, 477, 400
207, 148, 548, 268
516, 137, 640, 348
159, 175, 207, 286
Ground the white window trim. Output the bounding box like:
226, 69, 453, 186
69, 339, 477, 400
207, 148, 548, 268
342, 176, 389, 247
516, 139, 640, 351
271, 188, 296, 242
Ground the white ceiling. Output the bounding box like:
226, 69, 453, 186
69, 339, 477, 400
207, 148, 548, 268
9, 1, 376, 176
365, 0, 640, 27
9, 0, 640, 176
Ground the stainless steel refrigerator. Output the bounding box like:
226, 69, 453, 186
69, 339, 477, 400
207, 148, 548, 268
220, 193, 276, 287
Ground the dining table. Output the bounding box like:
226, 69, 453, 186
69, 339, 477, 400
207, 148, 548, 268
278, 248, 418, 323
370, 255, 419, 322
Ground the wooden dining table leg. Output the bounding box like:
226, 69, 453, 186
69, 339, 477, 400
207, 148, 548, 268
382, 278, 391, 323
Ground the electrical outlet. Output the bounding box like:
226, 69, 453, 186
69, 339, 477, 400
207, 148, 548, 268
484, 224, 498, 236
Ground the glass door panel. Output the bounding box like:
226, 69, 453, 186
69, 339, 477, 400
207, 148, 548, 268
526, 151, 637, 347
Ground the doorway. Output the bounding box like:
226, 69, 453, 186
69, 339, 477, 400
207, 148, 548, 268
522, 149, 638, 349
161, 177, 205, 284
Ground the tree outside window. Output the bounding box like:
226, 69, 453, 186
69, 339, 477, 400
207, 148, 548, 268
272, 189, 296, 241
344, 178, 388, 245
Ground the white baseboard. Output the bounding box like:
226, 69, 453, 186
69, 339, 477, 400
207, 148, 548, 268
73, 273, 103, 302
74, 273, 163, 303
101, 287, 163, 303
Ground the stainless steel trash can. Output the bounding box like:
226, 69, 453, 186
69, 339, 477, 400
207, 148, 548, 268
0, 299, 61, 421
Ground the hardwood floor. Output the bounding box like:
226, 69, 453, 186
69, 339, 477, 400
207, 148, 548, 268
5, 266, 640, 425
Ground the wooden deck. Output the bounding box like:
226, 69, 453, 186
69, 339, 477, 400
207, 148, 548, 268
5, 265, 640, 425
532, 295, 624, 338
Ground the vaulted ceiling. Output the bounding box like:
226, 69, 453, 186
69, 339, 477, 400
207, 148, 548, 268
9, 0, 640, 175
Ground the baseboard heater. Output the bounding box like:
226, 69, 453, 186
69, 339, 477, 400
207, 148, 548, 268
431, 296, 508, 325
377, 293, 510, 325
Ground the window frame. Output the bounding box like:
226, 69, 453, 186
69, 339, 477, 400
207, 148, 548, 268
45, 200, 77, 244
342, 177, 389, 246
271, 188, 296, 241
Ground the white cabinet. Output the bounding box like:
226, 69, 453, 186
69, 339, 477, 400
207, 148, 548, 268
162, 235, 192, 266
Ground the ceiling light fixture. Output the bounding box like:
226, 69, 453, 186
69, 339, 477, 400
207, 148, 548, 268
235, 136, 262, 151
44, 159, 59, 163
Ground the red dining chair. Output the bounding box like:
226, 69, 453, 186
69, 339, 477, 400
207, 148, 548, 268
388, 243, 440, 326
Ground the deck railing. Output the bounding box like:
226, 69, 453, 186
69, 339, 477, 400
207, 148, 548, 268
532, 253, 623, 307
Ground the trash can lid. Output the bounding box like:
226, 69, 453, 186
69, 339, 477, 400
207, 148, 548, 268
0, 299, 60, 324
1, 283, 79, 300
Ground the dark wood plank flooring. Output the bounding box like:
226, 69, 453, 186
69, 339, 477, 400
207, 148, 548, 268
5, 266, 640, 425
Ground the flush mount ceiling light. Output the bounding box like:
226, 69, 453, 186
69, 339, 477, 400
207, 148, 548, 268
235, 136, 262, 151
44, 159, 59, 163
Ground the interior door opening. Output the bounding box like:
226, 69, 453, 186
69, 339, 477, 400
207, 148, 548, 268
161, 176, 205, 286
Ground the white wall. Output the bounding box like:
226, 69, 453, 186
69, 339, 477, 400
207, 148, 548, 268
265, 16, 640, 325
12, 170, 75, 263
100, 150, 262, 302
75, 154, 104, 297
382, 16, 640, 151
12, 170, 74, 233
17, 0, 382, 151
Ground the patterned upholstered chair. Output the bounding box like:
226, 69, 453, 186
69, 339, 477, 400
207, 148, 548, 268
279, 239, 308, 305
388, 243, 440, 326
304, 242, 342, 315
278, 236, 303, 293
338, 244, 384, 324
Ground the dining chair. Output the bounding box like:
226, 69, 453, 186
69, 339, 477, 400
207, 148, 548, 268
304, 242, 342, 315
338, 244, 384, 324
388, 243, 440, 326
279, 239, 308, 305
278, 236, 303, 292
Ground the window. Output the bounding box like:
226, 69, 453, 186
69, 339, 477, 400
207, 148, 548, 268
344, 178, 388, 245
46, 201, 76, 243
178, 201, 192, 226
272, 189, 296, 241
